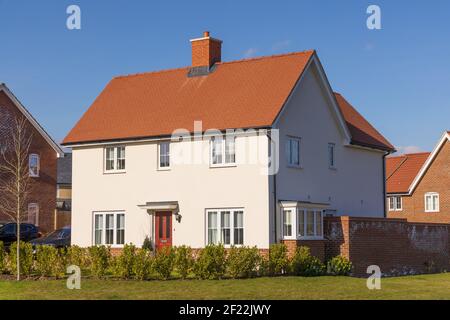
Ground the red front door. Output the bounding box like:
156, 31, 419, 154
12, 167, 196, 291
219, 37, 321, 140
155, 212, 172, 250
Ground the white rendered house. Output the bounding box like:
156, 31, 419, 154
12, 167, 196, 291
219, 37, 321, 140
63, 32, 394, 251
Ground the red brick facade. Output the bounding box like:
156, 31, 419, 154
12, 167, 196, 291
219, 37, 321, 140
388, 140, 450, 223
0, 90, 58, 233
191, 32, 222, 68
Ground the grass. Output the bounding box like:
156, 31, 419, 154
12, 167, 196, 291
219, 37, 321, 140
0, 273, 450, 300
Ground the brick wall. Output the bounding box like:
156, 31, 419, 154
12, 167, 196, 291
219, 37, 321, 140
282, 239, 326, 261
388, 140, 450, 223
0, 91, 57, 234
324, 216, 450, 276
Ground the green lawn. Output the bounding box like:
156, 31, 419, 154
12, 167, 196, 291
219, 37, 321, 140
1, 274, 450, 300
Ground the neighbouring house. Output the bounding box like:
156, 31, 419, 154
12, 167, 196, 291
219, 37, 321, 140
387, 131, 450, 223
55, 153, 72, 229
0, 83, 64, 233
62, 32, 394, 253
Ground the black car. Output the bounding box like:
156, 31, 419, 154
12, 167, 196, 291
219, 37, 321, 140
0, 223, 40, 246
30, 227, 71, 249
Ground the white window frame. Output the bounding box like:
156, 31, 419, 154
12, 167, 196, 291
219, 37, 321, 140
29, 154, 40, 177
104, 146, 126, 173
205, 208, 244, 246
93, 211, 125, 247
158, 141, 171, 170
282, 208, 296, 240
27, 203, 39, 226
424, 192, 439, 213
286, 136, 301, 168
388, 196, 402, 211
328, 143, 336, 169
210, 135, 236, 168
281, 206, 324, 240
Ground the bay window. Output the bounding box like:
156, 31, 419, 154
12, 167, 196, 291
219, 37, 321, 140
206, 209, 243, 245
282, 206, 323, 240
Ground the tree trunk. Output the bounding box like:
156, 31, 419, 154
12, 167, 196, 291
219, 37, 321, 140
16, 181, 20, 281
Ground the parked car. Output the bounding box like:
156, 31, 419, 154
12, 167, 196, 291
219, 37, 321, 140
30, 227, 71, 249
0, 223, 40, 247
0, 221, 9, 229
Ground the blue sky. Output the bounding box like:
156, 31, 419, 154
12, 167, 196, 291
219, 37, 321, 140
0, 0, 449, 152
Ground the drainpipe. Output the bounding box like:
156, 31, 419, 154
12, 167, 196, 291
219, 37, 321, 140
382, 152, 388, 218
266, 130, 278, 244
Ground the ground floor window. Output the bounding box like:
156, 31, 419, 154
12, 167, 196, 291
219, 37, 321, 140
282, 206, 323, 239
27, 203, 39, 226
93, 212, 125, 246
206, 209, 244, 246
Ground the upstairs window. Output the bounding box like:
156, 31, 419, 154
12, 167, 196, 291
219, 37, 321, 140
104, 146, 126, 173
388, 196, 402, 211
158, 142, 170, 169
425, 193, 439, 212
29, 154, 40, 177
328, 143, 336, 169
210, 136, 236, 167
286, 136, 301, 167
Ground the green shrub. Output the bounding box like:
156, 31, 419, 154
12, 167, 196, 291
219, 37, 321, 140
0, 241, 5, 274
35, 246, 66, 278
114, 244, 137, 279
142, 237, 153, 251
9, 241, 34, 276
227, 246, 261, 279
153, 247, 175, 280
290, 246, 326, 277
193, 244, 227, 279
88, 246, 110, 278
133, 249, 153, 280
174, 246, 194, 279
268, 244, 289, 276
327, 255, 352, 276
67, 245, 88, 270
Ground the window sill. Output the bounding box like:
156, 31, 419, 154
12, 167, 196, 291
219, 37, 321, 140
210, 163, 237, 169
103, 170, 126, 175
425, 210, 440, 213
157, 167, 171, 171
287, 165, 302, 169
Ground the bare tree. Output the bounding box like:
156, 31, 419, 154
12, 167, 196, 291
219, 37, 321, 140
0, 116, 33, 281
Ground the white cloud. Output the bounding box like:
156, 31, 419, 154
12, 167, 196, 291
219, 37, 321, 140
243, 48, 258, 58
394, 146, 424, 155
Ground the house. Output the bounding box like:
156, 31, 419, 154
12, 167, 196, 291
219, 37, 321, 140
62, 32, 394, 252
55, 153, 72, 229
0, 83, 64, 233
387, 131, 450, 222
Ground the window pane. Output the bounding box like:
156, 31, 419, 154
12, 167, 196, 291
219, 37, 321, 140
234, 211, 244, 245
225, 137, 235, 164
27, 204, 39, 226
29, 154, 39, 176
212, 137, 223, 164
117, 147, 125, 170
105, 214, 114, 245
116, 214, 125, 245
285, 140, 291, 164
283, 210, 292, 237
221, 211, 231, 245
389, 197, 395, 211
396, 197, 402, 210
315, 211, 322, 237
292, 140, 299, 165
328, 144, 335, 167
425, 196, 431, 211
298, 210, 305, 237
106, 148, 115, 170
306, 211, 315, 236
208, 212, 218, 244
160, 142, 170, 168
94, 215, 103, 245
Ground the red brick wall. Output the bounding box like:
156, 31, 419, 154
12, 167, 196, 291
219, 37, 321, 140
0, 91, 57, 233
191, 37, 222, 67
325, 216, 450, 276
388, 140, 450, 223
282, 239, 326, 261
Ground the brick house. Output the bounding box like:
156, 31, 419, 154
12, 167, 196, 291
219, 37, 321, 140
387, 131, 450, 222
0, 83, 64, 233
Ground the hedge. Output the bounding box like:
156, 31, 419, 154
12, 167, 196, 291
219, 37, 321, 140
0, 242, 351, 280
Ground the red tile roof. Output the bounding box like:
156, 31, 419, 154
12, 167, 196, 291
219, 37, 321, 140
386, 152, 431, 194
63, 50, 394, 153
334, 93, 394, 151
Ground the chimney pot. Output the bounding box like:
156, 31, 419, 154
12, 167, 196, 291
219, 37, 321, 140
203, 31, 210, 37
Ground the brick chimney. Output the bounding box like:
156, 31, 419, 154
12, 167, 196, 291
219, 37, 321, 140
190, 31, 222, 68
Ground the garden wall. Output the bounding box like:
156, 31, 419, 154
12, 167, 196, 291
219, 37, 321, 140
323, 216, 450, 276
